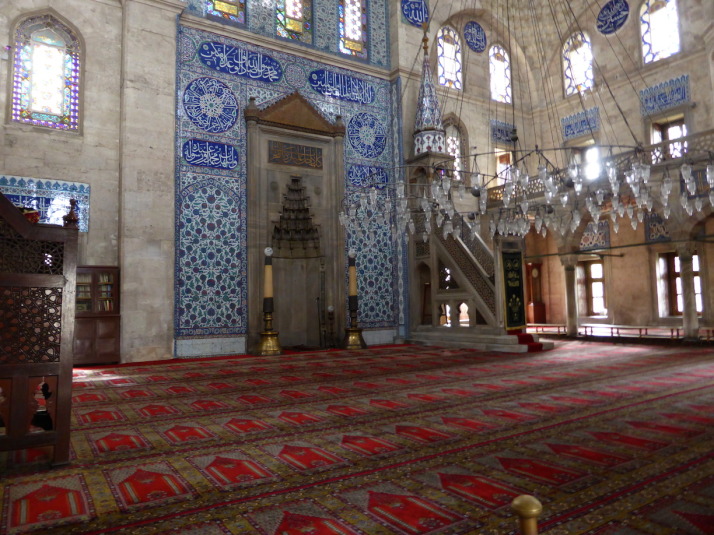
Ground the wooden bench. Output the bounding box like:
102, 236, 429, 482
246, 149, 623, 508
579, 324, 682, 339
527, 323, 567, 335
699, 326, 714, 341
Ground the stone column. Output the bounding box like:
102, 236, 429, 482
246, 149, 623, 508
245, 98, 262, 352
677, 243, 700, 341
560, 254, 578, 337
119, 0, 184, 362
330, 119, 346, 338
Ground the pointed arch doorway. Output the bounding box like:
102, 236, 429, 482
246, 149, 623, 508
245, 94, 347, 350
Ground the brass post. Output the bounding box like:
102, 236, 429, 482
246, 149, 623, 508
343, 250, 367, 349
511, 495, 542, 535
257, 247, 281, 355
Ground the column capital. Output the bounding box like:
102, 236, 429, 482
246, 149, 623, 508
675, 241, 696, 260
560, 254, 578, 268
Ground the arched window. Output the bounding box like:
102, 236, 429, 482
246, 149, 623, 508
206, 0, 246, 24
445, 124, 464, 181
640, 0, 680, 64
489, 45, 511, 103
437, 26, 462, 90
339, 0, 367, 60
277, 0, 312, 43
563, 32, 594, 96
11, 14, 81, 131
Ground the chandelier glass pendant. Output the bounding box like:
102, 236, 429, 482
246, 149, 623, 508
339, 0, 713, 246
471, 142, 714, 240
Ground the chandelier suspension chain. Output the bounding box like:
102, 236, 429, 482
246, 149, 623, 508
525, 0, 564, 160
560, 0, 641, 147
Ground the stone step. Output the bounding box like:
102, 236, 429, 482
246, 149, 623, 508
403, 327, 554, 353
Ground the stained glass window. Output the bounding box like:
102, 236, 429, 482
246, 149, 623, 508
12, 15, 80, 131
563, 32, 594, 96
339, 0, 367, 60
489, 45, 511, 103
641, 0, 680, 64
277, 0, 312, 44
437, 26, 462, 90
206, 0, 246, 25
445, 124, 463, 181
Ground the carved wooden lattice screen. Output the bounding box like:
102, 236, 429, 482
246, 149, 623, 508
0, 192, 78, 466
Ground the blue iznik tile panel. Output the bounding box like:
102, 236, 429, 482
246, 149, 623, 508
640, 75, 689, 116
490, 120, 514, 145
464, 21, 487, 53
596, 0, 629, 35
391, 76, 409, 337
401, 0, 429, 27
561, 107, 599, 141
175, 25, 397, 339
191, 0, 388, 68
644, 213, 670, 243
0, 175, 90, 232
579, 220, 610, 251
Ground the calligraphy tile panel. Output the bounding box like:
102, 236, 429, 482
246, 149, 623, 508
268, 141, 323, 169
490, 120, 514, 145
645, 213, 670, 243
640, 75, 690, 116
175, 25, 397, 340
561, 107, 600, 142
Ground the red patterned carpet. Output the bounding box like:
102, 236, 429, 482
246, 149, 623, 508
1, 341, 713, 534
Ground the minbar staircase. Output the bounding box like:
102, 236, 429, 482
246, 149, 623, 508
407, 215, 553, 353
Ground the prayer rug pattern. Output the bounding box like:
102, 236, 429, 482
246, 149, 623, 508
1, 342, 713, 534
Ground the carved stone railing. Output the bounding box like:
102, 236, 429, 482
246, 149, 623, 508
451, 213, 495, 278
434, 230, 496, 318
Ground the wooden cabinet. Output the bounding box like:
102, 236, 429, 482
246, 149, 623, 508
73, 266, 120, 365
526, 262, 546, 324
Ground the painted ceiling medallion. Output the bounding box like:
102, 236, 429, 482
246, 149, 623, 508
464, 21, 487, 53
401, 0, 429, 28
596, 0, 629, 35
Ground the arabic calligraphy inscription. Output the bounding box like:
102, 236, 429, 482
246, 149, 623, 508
268, 140, 323, 169
182, 139, 239, 169
464, 21, 487, 53
309, 70, 375, 104
597, 0, 630, 35
401, 0, 429, 27
183, 77, 238, 134
198, 41, 283, 83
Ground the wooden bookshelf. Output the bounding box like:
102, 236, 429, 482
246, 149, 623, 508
73, 266, 120, 365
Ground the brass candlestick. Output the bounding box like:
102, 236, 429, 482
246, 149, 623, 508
257, 247, 281, 356
343, 250, 367, 349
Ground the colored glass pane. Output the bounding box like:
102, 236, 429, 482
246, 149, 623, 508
206, 0, 245, 24
339, 0, 367, 59
489, 45, 511, 103
563, 32, 594, 96
12, 15, 80, 131
641, 0, 679, 64
277, 0, 312, 43
437, 26, 462, 90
